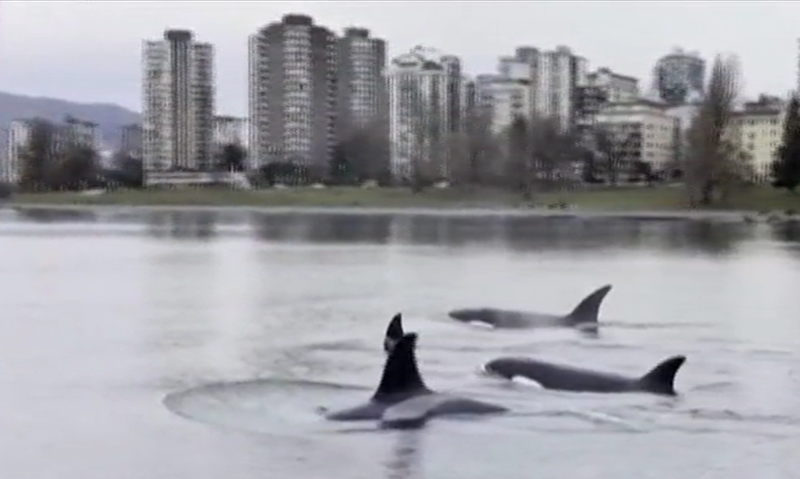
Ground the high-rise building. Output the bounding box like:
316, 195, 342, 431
386, 47, 464, 178
574, 67, 640, 135
248, 14, 337, 175
652, 48, 705, 105
2, 120, 34, 184
142, 29, 215, 172
479, 45, 588, 132
585, 68, 639, 103
120, 124, 143, 159
336, 27, 387, 139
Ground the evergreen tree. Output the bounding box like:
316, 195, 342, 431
328, 141, 352, 184
771, 96, 800, 192
53, 144, 99, 191
217, 143, 247, 172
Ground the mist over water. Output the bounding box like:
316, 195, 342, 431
0, 207, 798, 479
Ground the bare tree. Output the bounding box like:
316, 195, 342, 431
593, 127, 636, 186
448, 109, 500, 189
529, 116, 582, 191
395, 80, 445, 192
683, 54, 743, 206
443, 131, 470, 185
500, 115, 583, 198
504, 116, 532, 197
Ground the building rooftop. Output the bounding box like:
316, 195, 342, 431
390, 46, 449, 71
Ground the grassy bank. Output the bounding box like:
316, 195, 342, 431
8, 186, 800, 212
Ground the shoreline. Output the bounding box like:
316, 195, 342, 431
0, 202, 775, 222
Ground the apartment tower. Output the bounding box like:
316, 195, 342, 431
142, 29, 215, 172
481, 45, 587, 132
652, 47, 706, 105
336, 27, 387, 139
248, 14, 337, 176
386, 47, 460, 178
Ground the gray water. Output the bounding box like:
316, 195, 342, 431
0, 207, 798, 479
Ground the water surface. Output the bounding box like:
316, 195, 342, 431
0, 207, 798, 479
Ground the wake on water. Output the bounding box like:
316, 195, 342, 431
162, 314, 800, 438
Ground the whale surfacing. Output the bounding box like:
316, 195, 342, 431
482, 355, 686, 396
325, 326, 507, 427
448, 284, 613, 330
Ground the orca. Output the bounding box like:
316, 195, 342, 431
383, 313, 404, 354
481, 355, 686, 396
448, 284, 613, 330
325, 332, 508, 427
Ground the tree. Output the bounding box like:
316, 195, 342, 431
397, 80, 444, 192
448, 110, 499, 188
683, 54, 743, 206
0, 182, 14, 200
328, 141, 354, 185
330, 123, 392, 185
581, 148, 602, 183
106, 153, 144, 188
256, 161, 309, 186
19, 118, 57, 192
217, 142, 247, 172
501, 115, 582, 198
504, 116, 532, 197
52, 145, 99, 191
528, 116, 582, 191
594, 127, 636, 186
631, 160, 656, 186
771, 95, 800, 192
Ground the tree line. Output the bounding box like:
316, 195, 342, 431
14, 118, 143, 192
10, 118, 256, 193
327, 53, 800, 207
10, 54, 800, 206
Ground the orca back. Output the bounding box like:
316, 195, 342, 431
637, 355, 686, 396
564, 284, 612, 326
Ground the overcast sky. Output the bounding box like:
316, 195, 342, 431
1, 1, 797, 116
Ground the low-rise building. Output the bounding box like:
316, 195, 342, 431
728, 95, 784, 183
479, 78, 532, 133
595, 99, 680, 175
213, 115, 248, 150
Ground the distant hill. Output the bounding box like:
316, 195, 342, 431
0, 91, 141, 153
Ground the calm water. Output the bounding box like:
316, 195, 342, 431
0, 207, 798, 479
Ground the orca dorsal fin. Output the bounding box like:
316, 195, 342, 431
638, 355, 686, 395
383, 313, 404, 354
373, 332, 428, 401
564, 284, 612, 326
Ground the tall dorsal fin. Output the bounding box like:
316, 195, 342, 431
373, 332, 429, 400
638, 355, 686, 395
564, 284, 612, 325
383, 313, 404, 354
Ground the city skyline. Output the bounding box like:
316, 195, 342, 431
2, 2, 799, 116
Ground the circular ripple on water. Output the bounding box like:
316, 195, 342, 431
163, 378, 371, 435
